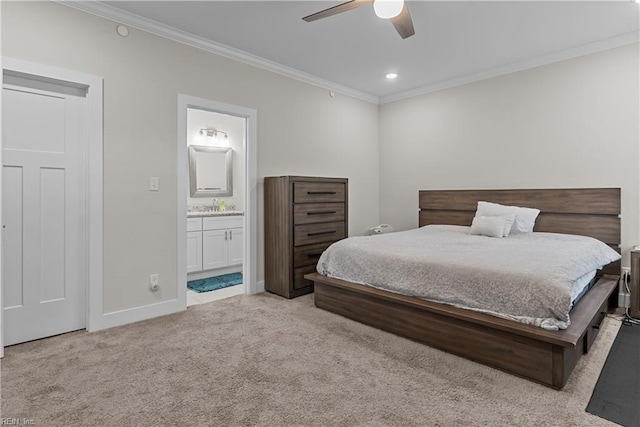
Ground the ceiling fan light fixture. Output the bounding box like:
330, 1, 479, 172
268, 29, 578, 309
373, 0, 404, 19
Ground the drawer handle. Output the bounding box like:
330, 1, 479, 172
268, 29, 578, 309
307, 191, 337, 195
307, 253, 323, 258
307, 211, 336, 215
307, 230, 336, 237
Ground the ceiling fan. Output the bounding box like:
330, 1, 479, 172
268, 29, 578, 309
302, 0, 415, 39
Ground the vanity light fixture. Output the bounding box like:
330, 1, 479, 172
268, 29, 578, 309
199, 128, 228, 139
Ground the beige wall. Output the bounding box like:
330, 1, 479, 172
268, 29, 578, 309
1, 1, 379, 313
379, 44, 640, 265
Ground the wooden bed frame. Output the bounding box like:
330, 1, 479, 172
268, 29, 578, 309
306, 188, 621, 389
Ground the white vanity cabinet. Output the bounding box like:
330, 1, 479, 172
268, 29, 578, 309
186, 218, 203, 273
187, 215, 243, 274
202, 216, 243, 270
227, 227, 244, 266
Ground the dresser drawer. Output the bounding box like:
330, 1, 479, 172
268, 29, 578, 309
584, 298, 608, 353
294, 203, 345, 225
293, 242, 334, 268
293, 182, 346, 203
293, 265, 317, 290
294, 222, 346, 247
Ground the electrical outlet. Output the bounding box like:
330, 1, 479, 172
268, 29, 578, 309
149, 274, 159, 292
619, 292, 627, 307
619, 292, 631, 308
621, 267, 631, 287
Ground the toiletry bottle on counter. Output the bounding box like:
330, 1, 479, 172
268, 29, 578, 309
219, 199, 226, 212
212, 198, 219, 212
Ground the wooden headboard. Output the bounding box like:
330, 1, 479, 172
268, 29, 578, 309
418, 188, 621, 275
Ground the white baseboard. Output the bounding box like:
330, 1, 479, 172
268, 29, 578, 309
89, 299, 183, 332
88, 280, 263, 333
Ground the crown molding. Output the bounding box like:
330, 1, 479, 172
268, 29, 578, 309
380, 31, 640, 104
54, 1, 638, 107
54, 0, 380, 104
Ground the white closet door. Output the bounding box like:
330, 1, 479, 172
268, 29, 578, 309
2, 84, 86, 346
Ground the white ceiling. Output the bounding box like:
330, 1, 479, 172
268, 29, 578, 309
92, 1, 639, 102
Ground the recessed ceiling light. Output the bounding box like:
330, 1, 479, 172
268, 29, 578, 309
386, 73, 398, 80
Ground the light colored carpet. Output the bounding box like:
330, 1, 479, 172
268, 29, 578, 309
0, 293, 620, 426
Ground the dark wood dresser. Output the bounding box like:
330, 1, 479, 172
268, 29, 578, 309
265, 176, 348, 298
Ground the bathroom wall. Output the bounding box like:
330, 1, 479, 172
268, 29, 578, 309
187, 108, 245, 211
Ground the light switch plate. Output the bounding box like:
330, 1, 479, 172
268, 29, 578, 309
149, 177, 159, 191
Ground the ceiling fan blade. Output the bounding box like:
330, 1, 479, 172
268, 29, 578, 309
390, 2, 415, 39
302, 0, 373, 22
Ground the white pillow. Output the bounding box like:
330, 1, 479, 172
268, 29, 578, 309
470, 214, 515, 238
476, 201, 540, 235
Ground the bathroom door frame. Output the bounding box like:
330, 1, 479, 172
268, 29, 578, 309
176, 94, 258, 308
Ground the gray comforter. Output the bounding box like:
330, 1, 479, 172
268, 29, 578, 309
316, 225, 621, 330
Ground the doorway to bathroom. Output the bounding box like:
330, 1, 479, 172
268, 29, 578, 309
177, 95, 257, 310
186, 108, 245, 305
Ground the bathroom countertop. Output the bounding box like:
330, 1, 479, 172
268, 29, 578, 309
187, 210, 244, 218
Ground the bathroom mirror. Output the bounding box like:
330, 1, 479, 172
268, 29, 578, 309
188, 145, 233, 197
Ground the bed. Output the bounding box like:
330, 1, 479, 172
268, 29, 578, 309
305, 188, 621, 389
